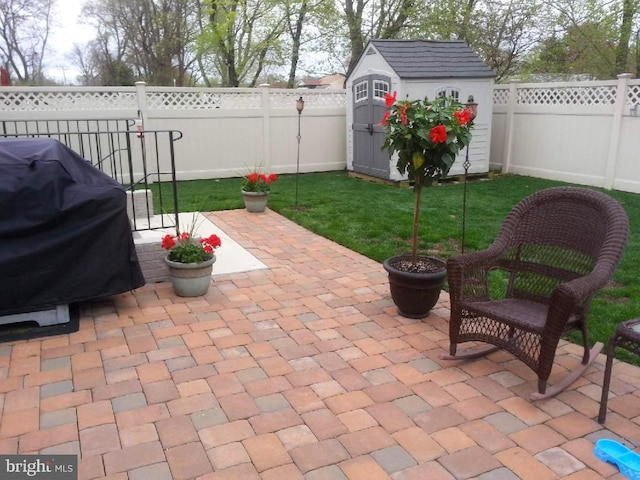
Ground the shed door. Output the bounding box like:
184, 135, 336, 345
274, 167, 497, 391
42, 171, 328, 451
352, 75, 391, 179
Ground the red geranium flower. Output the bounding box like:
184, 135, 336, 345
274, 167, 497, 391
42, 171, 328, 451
161, 234, 176, 249
428, 125, 447, 143
242, 170, 278, 193
200, 234, 222, 249
163, 229, 222, 263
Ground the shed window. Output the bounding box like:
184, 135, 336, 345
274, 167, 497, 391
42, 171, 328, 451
437, 88, 460, 103
355, 81, 368, 102
373, 80, 390, 101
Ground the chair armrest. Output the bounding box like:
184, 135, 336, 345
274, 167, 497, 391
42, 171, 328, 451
555, 267, 615, 307
544, 266, 616, 339
447, 248, 504, 303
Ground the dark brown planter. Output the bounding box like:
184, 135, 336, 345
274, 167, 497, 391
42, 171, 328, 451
383, 255, 446, 319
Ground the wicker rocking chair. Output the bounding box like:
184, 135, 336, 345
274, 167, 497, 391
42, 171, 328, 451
442, 187, 629, 400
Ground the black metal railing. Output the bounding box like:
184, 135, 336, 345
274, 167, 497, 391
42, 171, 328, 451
0, 120, 182, 232
1, 118, 135, 137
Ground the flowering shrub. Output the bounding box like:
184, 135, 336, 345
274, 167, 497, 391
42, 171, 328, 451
381, 92, 475, 265
381, 92, 473, 187
242, 172, 278, 193
162, 232, 222, 263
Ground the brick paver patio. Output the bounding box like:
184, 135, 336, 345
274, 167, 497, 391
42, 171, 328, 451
1, 209, 639, 479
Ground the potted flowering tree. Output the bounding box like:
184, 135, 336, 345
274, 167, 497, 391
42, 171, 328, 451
380, 92, 474, 318
162, 230, 222, 297
241, 171, 278, 212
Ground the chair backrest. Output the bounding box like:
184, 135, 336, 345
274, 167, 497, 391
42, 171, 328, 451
493, 187, 629, 303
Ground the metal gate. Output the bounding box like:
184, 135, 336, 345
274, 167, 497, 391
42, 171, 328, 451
352, 74, 391, 179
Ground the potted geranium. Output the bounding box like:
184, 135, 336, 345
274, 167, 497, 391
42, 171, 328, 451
380, 92, 474, 318
162, 229, 222, 297
241, 171, 278, 212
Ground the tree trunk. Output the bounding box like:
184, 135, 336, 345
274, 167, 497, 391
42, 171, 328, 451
287, 0, 308, 88
344, 0, 366, 75
412, 177, 424, 264
615, 0, 635, 74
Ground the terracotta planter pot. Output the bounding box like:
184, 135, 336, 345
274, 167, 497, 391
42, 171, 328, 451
383, 254, 446, 319
164, 255, 216, 297
242, 191, 269, 213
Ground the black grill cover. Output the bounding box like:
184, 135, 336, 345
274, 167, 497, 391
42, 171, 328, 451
0, 138, 145, 316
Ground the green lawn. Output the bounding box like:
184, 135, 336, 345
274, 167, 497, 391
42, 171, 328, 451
154, 172, 640, 363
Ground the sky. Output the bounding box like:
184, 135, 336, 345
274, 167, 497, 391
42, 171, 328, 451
48, 0, 95, 83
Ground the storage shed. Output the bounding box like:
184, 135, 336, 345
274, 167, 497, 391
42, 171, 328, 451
346, 39, 495, 181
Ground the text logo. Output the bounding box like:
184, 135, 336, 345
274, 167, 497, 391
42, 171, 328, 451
0, 456, 77, 479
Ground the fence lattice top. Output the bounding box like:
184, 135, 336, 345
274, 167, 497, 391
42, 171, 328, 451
0, 81, 637, 112
0, 90, 137, 111
494, 79, 640, 108
0, 87, 347, 112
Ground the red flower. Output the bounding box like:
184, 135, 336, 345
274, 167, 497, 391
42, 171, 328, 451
384, 91, 397, 107
161, 234, 176, 250
429, 125, 447, 143
201, 234, 222, 248
242, 170, 277, 192
379, 110, 391, 126
164, 227, 222, 263
454, 109, 472, 125
398, 103, 411, 125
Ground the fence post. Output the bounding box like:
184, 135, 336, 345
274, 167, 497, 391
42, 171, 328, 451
135, 81, 150, 128
502, 82, 518, 174
260, 84, 272, 171
604, 73, 632, 190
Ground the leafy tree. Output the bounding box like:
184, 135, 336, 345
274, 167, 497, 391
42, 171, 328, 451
338, 0, 418, 74
281, 0, 340, 87
615, 0, 639, 74
531, 0, 639, 78
69, 36, 136, 86
0, 0, 54, 84
409, 0, 546, 81
68, 43, 100, 85
199, 0, 287, 87
83, 0, 198, 86
473, 0, 545, 80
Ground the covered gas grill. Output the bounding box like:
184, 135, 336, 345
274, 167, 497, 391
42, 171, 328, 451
0, 138, 145, 324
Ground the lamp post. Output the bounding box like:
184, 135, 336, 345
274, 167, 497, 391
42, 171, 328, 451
461, 95, 478, 254
295, 96, 305, 208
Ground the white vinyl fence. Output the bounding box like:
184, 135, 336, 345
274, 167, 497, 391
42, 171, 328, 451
491, 73, 640, 193
1, 77, 640, 192
0, 83, 347, 181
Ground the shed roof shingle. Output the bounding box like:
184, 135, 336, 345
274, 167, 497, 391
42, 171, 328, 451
369, 39, 495, 79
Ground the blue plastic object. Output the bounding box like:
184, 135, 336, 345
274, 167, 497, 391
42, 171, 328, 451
594, 439, 640, 480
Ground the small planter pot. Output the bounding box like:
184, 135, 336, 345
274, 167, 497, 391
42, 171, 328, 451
383, 254, 446, 319
165, 255, 216, 297
242, 190, 269, 213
